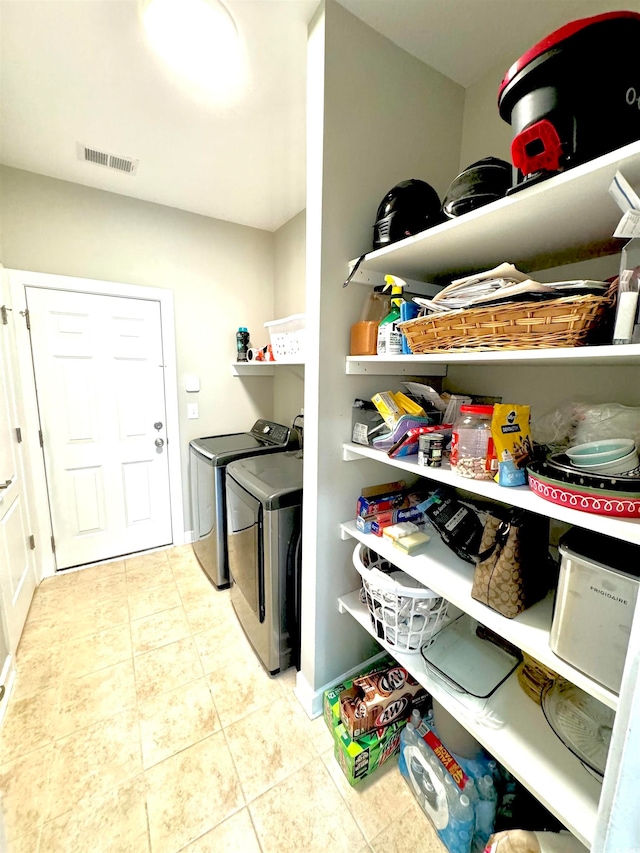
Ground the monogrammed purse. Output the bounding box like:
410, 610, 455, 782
471, 510, 549, 619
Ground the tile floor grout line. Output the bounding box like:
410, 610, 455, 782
314, 749, 373, 846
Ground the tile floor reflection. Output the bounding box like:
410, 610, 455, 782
0, 546, 445, 852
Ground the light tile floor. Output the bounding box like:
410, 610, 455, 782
0, 545, 445, 853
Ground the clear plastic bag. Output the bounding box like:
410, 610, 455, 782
532, 401, 640, 452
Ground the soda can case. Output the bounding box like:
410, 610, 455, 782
498, 11, 640, 191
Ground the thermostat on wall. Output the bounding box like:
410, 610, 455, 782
184, 375, 200, 393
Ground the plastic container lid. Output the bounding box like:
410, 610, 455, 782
459, 404, 495, 416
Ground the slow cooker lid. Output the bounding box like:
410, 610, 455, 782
498, 10, 640, 99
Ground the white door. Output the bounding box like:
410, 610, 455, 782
0, 299, 37, 650
25, 287, 173, 569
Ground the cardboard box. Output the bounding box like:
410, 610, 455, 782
323, 655, 395, 734
333, 720, 405, 786
356, 491, 409, 519
340, 664, 430, 739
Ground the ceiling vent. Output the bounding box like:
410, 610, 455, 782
77, 143, 139, 175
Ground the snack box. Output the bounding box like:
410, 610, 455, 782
361, 480, 406, 499
340, 664, 430, 739
323, 655, 396, 733
334, 719, 405, 786
357, 490, 409, 519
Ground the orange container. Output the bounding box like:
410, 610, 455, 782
350, 320, 379, 355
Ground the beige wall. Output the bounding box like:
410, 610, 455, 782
0, 166, 276, 535
300, 0, 465, 696
273, 209, 305, 429
459, 56, 513, 171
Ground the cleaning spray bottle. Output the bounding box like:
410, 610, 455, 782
377, 275, 407, 355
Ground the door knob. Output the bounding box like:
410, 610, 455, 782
155, 438, 165, 448
154, 422, 163, 431
0, 480, 12, 490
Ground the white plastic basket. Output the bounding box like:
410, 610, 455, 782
353, 544, 449, 654
264, 314, 305, 361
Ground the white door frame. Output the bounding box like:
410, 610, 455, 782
5, 268, 184, 580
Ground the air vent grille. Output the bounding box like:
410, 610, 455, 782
77, 143, 138, 176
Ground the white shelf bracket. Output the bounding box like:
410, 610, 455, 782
346, 359, 447, 376
347, 266, 442, 297
343, 445, 367, 462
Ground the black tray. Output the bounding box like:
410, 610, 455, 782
528, 452, 640, 494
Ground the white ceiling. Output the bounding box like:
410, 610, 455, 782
0, 0, 632, 232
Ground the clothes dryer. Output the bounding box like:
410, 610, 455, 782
225, 451, 302, 674
189, 420, 299, 589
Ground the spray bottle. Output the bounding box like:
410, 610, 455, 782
377, 275, 407, 355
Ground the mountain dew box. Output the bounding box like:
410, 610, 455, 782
323, 655, 396, 733
334, 719, 405, 786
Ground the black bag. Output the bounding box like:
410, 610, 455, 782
421, 488, 483, 564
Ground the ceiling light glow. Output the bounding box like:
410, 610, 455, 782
143, 0, 244, 98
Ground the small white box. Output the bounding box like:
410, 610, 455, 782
263, 314, 305, 362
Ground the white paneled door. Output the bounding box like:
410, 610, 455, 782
0, 293, 37, 651
26, 288, 173, 569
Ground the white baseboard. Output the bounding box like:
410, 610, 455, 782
294, 649, 390, 719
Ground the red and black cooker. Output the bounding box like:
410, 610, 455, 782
498, 10, 640, 191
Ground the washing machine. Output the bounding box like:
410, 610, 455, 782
225, 451, 303, 674
189, 419, 299, 589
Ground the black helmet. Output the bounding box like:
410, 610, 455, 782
442, 157, 512, 218
373, 179, 444, 250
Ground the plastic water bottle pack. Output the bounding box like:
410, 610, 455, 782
399, 711, 499, 853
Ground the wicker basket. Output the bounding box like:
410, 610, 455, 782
517, 652, 558, 705
398, 282, 617, 352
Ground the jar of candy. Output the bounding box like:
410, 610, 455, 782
450, 405, 497, 480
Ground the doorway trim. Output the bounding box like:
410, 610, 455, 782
5, 268, 184, 580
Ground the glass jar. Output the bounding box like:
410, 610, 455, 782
450, 404, 497, 480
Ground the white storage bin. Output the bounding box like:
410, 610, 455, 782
353, 544, 449, 653
264, 314, 305, 362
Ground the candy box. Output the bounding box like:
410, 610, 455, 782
333, 719, 405, 786
323, 655, 396, 733
339, 664, 429, 739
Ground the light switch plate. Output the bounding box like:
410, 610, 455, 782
187, 404, 199, 419
184, 374, 200, 393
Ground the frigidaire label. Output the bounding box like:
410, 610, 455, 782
590, 585, 628, 605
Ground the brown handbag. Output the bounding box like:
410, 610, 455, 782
471, 510, 549, 619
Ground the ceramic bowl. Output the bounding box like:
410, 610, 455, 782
576, 448, 640, 475
566, 438, 635, 465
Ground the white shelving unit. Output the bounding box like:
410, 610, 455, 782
339, 520, 618, 711
231, 361, 304, 376
347, 140, 640, 283
346, 344, 640, 373
338, 589, 600, 848
342, 443, 640, 546
333, 143, 640, 852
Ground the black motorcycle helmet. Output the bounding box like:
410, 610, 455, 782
442, 157, 512, 218
373, 179, 444, 250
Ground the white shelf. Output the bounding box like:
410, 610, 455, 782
348, 141, 640, 282
343, 442, 640, 545
231, 361, 304, 376
340, 520, 618, 711
346, 344, 640, 373
338, 589, 601, 848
